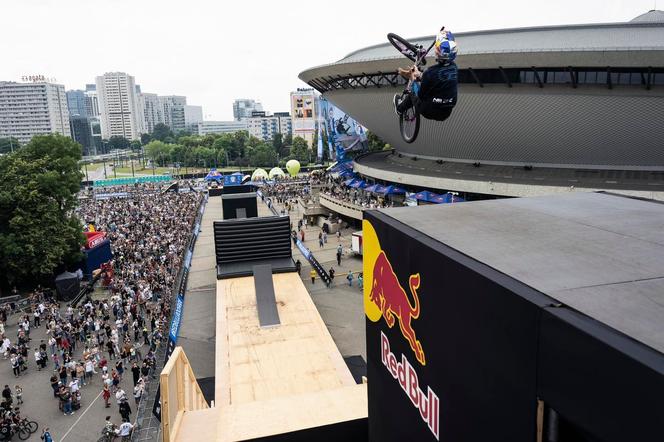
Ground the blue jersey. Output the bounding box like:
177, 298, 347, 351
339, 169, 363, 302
418, 62, 458, 108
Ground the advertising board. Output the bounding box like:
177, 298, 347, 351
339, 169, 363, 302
363, 211, 544, 441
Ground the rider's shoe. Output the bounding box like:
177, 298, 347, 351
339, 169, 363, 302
393, 94, 403, 116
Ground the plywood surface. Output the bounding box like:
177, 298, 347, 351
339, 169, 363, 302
217, 384, 367, 441
215, 272, 357, 406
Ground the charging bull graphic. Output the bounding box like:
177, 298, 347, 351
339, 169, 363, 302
369, 251, 425, 365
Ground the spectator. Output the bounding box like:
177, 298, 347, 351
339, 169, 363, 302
336, 245, 343, 266
347, 271, 354, 287
102, 384, 111, 408
310, 269, 316, 285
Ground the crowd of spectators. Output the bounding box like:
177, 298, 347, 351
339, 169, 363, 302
321, 176, 397, 209
0, 182, 203, 439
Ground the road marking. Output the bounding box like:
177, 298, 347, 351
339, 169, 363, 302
59, 389, 104, 441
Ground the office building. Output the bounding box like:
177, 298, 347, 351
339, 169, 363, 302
233, 99, 263, 121
0, 80, 70, 145
66, 90, 88, 117
184, 105, 203, 133
138, 93, 164, 134
159, 95, 187, 133
290, 89, 317, 147
197, 120, 247, 136
69, 116, 95, 155
84, 85, 99, 117
96, 72, 142, 140
246, 112, 292, 141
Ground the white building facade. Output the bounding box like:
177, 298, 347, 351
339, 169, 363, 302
138, 93, 164, 134
96, 72, 142, 140
0, 81, 70, 145
246, 112, 292, 140
183, 105, 203, 133
159, 96, 187, 133
233, 99, 263, 121
197, 120, 247, 136
290, 89, 317, 147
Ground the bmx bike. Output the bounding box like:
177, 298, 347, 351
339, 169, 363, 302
387, 32, 436, 143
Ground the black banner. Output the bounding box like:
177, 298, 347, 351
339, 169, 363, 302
363, 211, 548, 441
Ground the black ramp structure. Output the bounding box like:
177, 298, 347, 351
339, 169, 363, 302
253, 264, 281, 327
363, 192, 664, 442
221, 192, 258, 219
214, 216, 296, 279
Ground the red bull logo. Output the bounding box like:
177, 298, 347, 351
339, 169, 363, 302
369, 251, 425, 365
364, 219, 440, 439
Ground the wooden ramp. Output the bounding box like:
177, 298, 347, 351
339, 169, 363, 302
170, 272, 367, 441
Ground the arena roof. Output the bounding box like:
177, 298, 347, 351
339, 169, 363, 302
299, 11, 664, 81
338, 11, 664, 63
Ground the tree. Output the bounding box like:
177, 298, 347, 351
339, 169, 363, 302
0, 137, 20, 154
130, 140, 142, 151
140, 133, 152, 145
144, 141, 173, 167
108, 136, 131, 150
0, 134, 84, 286
289, 136, 310, 164
248, 143, 278, 166
272, 133, 283, 153
283, 133, 293, 146
151, 123, 173, 142
366, 130, 388, 152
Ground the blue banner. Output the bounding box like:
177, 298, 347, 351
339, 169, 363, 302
169, 293, 185, 343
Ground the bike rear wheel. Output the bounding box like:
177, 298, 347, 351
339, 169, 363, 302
387, 33, 420, 63
399, 104, 420, 143
17, 427, 30, 441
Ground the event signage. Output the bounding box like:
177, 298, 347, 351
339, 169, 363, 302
169, 293, 185, 343
381, 332, 439, 439
364, 212, 541, 441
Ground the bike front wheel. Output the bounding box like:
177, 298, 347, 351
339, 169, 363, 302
400, 104, 420, 143
387, 33, 420, 63
25, 421, 38, 433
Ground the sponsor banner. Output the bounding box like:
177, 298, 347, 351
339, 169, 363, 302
169, 293, 185, 342
363, 213, 541, 441
95, 192, 129, 200
320, 98, 367, 162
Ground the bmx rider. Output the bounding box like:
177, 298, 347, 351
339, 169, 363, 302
394, 28, 458, 121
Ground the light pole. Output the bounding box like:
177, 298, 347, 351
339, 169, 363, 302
447, 191, 459, 203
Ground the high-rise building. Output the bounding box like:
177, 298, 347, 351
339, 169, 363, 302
84, 85, 100, 118
184, 105, 203, 133
197, 120, 247, 136
96, 72, 142, 140
290, 89, 317, 147
246, 112, 292, 141
233, 99, 263, 121
0, 80, 70, 145
69, 116, 95, 155
138, 93, 164, 134
159, 95, 187, 133
66, 90, 88, 117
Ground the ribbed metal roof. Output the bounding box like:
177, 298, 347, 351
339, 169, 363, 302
336, 12, 664, 64
631, 10, 664, 23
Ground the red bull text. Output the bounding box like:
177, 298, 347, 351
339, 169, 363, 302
382, 331, 440, 440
